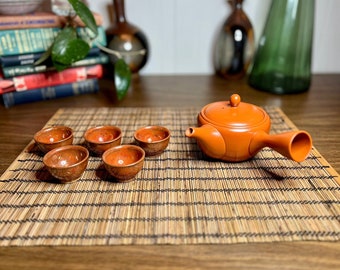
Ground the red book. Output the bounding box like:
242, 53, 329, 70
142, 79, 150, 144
0, 12, 103, 30
0, 64, 103, 95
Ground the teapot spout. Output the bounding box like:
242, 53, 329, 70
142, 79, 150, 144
249, 130, 312, 162
185, 125, 226, 159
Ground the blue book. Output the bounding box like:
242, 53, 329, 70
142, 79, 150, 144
2, 79, 99, 108
0, 47, 101, 67
1, 53, 109, 78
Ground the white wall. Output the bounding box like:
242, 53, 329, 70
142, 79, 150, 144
89, 0, 340, 75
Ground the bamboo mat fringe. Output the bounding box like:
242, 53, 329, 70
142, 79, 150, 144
0, 107, 339, 246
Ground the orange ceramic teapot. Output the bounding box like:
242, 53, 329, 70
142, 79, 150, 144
185, 94, 312, 162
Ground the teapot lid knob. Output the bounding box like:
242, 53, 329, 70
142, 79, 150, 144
230, 94, 241, 107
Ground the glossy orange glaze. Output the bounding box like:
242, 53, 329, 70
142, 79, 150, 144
186, 94, 312, 162
135, 126, 169, 143
134, 126, 170, 156
43, 145, 89, 183
105, 146, 144, 166
102, 145, 145, 182
85, 126, 121, 143
34, 126, 73, 153
84, 126, 122, 155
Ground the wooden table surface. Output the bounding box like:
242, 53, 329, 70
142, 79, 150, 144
0, 74, 339, 269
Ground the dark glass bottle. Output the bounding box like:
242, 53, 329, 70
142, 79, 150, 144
248, 0, 315, 94
213, 0, 255, 79
106, 0, 149, 73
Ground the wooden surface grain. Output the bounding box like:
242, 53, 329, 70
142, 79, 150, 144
0, 74, 339, 269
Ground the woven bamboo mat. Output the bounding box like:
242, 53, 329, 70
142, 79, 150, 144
0, 107, 339, 246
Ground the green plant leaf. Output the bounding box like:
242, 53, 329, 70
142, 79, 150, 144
35, 27, 77, 68
68, 0, 98, 36
51, 27, 90, 70
52, 38, 90, 65
52, 39, 90, 71
56, 25, 77, 40
52, 27, 77, 55
51, 61, 69, 72
114, 59, 131, 100
34, 46, 53, 66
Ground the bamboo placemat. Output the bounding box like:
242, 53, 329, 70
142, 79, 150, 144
0, 107, 339, 246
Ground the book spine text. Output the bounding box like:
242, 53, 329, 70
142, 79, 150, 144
2, 78, 99, 108
0, 27, 107, 56
0, 64, 103, 94
1, 54, 108, 78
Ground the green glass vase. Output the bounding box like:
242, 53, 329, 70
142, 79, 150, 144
248, 0, 315, 94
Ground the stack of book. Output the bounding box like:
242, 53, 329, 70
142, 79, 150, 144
0, 11, 109, 108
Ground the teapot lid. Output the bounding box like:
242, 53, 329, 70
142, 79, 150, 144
200, 94, 269, 128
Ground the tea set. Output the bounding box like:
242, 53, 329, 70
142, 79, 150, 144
34, 93, 312, 184
186, 94, 312, 162
34, 124, 170, 183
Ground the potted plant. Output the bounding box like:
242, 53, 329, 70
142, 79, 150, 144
36, 0, 131, 100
